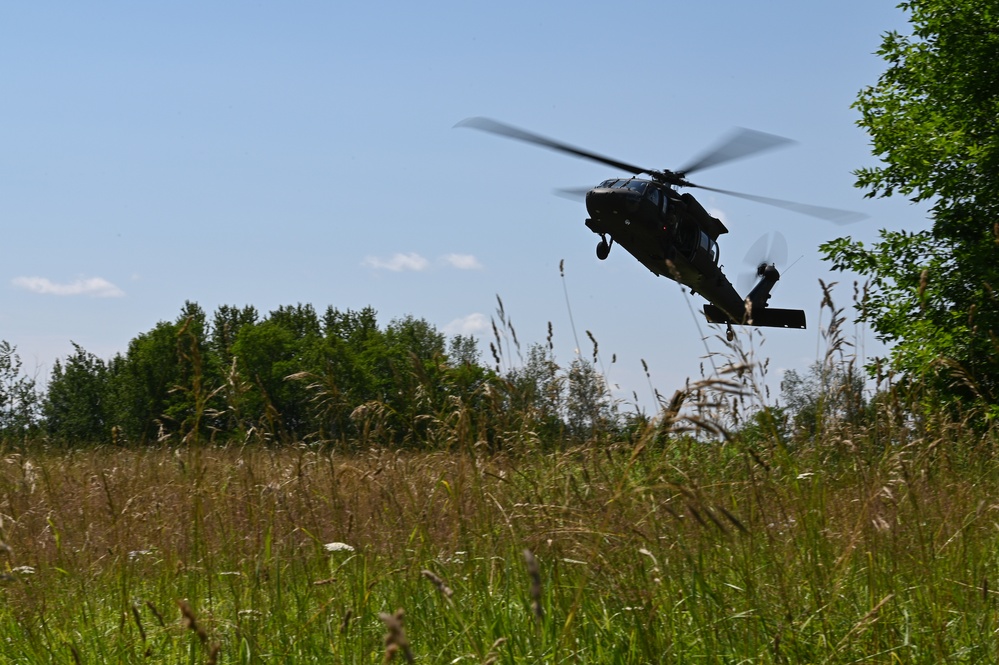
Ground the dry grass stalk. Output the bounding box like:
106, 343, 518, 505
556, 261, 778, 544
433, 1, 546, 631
339, 608, 353, 634
145, 600, 166, 628
523, 548, 543, 622
421, 569, 454, 599
717, 505, 749, 534
830, 593, 895, 656
130, 603, 147, 644
379, 608, 414, 663
482, 637, 508, 664
178, 599, 220, 665
178, 599, 208, 643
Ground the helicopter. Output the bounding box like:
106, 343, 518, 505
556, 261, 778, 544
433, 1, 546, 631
456, 117, 865, 333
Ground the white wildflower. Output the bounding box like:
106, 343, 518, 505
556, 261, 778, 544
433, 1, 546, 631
324, 542, 354, 553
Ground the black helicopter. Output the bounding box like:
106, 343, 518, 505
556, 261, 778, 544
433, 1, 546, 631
457, 117, 865, 332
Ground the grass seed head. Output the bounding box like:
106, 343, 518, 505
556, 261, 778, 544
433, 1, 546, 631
421, 569, 454, 599
379, 608, 414, 663
178, 599, 208, 643
523, 549, 543, 621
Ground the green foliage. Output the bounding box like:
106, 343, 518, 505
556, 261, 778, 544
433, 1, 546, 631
231, 312, 317, 438
106, 303, 218, 444
0, 341, 40, 439
565, 357, 614, 439
821, 0, 999, 416
781, 360, 867, 438
43, 343, 112, 443
32, 298, 639, 448
503, 343, 565, 441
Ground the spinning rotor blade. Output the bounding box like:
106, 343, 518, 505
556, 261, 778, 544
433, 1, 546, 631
692, 184, 868, 224
738, 232, 788, 294
459, 116, 868, 224
456, 117, 652, 176
677, 127, 795, 176
744, 231, 788, 269
554, 186, 591, 200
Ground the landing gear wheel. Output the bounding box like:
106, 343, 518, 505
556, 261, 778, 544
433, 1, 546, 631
596, 239, 610, 260
726, 324, 735, 342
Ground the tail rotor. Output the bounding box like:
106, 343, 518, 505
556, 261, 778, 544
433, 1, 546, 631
738, 231, 788, 296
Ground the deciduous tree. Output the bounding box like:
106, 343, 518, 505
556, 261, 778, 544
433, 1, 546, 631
44, 343, 110, 443
0, 341, 40, 439
821, 0, 999, 416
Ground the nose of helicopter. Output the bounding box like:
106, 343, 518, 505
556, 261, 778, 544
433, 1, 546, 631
585, 187, 640, 220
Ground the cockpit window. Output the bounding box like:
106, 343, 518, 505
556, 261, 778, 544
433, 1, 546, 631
622, 180, 647, 194
597, 179, 650, 194
646, 186, 660, 209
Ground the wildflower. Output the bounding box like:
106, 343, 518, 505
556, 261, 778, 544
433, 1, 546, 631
324, 542, 354, 553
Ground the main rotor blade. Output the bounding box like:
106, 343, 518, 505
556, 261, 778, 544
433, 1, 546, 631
554, 186, 590, 200
677, 128, 795, 176
456, 117, 651, 176
692, 184, 868, 224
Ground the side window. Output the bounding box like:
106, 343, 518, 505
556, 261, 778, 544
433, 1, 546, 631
646, 186, 660, 210
699, 231, 711, 252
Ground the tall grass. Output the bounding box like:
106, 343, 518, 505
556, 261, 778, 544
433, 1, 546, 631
0, 413, 997, 662
1, 289, 997, 662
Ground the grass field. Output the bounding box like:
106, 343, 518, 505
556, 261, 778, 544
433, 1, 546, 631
0, 405, 997, 664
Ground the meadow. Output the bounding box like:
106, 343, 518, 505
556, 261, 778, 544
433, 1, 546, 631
2, 292, 997, 663
1, 397, 997, 663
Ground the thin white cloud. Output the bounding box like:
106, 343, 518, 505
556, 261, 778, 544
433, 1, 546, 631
442, 253, 483, 270
362, 252, 430, 272
444, 313, 489, 336
12, 276, 125, 298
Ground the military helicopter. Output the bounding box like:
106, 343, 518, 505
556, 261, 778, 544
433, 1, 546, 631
457, 117, 865, 333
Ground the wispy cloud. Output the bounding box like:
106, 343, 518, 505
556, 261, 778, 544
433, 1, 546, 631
12, 276, 125, 298
444, 313, 489, 336
362, 252, 484, 272
362, 252, 431, 272
442, 253, 483, 270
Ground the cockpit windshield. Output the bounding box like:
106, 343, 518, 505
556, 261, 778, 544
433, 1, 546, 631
622, 180, 647, 194
597, 178, 648, 194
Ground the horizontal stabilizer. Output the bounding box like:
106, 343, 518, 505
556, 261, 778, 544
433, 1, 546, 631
703, 304, 806, 329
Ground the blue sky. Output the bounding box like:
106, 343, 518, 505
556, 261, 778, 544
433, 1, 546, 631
2, 2, 922, 410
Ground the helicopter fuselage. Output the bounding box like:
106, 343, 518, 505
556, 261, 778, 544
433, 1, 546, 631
584, 179, 745, 314
583, 177, 805, 329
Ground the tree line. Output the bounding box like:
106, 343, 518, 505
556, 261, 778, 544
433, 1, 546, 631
0, 301, 623, 447
2, 293, 892, 450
